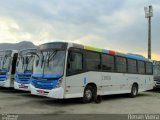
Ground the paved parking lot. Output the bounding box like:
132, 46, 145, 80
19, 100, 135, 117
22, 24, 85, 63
0, 87, 160, 114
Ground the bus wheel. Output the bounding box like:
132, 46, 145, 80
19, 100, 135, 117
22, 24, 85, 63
94, 95, 102, 104
130, 84, 138, 97
82, 85, 94, 103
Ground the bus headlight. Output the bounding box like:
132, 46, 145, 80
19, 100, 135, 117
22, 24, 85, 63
6, 73, 9, 79
56, 78, 63, 88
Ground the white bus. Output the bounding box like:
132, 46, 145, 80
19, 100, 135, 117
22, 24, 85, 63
14, 49, 37, 91
0, 50, 18, 88
30, 42, 154, 103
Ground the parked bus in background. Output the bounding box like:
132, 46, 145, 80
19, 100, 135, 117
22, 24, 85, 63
153, 61, 160, 88
14, 49, 37, 91
0, 50, 18, 88
30, 42, 154, 103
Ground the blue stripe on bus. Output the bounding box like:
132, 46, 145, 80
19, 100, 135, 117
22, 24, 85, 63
127, 54, 145, 61
102, 49, 109, 54
0, 71, 7, 81
15, 73, 32, 84
32, 74, 62, 79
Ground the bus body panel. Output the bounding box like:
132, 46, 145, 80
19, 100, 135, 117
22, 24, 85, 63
0, 78, 11, 88
30, 85, 64, 99
30, 72, 154, 99
14, 73, 32, 91
0, 74, 15, 87
64, 72, 154, 98
14, 81, 30, 91
65, 72, 102, 98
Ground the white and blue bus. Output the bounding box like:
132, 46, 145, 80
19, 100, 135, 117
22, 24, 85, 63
0, 50, 18, 88
30, 42, 154, 103
14, 49, 37, 91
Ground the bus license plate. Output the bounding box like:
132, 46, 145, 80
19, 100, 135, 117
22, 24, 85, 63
19, 84, 28, 88
37, 90, 45, 95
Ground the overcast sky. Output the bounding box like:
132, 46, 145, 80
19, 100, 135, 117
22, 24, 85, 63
0, 0, 160, 60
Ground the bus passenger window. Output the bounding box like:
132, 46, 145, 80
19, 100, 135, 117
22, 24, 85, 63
116, 56, 127, 73
67, 52, 83, 75
127, 59, 137, 73
86, 51, 100, 71
137, 61, 145, 74
146, 62, 153, 74
102, 54, 115, 72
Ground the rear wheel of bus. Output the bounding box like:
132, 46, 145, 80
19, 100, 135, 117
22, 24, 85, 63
130, 83, 138, 97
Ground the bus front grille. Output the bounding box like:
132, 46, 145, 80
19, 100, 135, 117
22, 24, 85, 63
16, 74, 32, 84
0, 74, 7, 81
31, 79, 58, 90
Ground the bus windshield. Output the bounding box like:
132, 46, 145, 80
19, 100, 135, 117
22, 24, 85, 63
0, 51, 12, 71
16, 53, 35, 73
33, 50, 66, 76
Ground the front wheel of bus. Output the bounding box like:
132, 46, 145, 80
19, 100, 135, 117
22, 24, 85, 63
82, 85, 94, 103
130, 84, 138, 97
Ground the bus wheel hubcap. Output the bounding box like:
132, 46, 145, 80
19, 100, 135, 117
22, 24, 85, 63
85, 89, 92, 100
133, 87, 137, 95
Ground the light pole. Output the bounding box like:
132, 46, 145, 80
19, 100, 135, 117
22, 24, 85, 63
144, 5, 153, 59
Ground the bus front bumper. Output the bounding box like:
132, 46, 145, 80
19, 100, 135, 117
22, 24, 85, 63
30, 84, 64, 99
0, 79, 10, 88
14, 81, 30, 91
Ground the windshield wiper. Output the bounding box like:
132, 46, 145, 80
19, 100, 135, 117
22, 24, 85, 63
26, 52, 39, 59
25, 55, 34, 71
46, 50, 57, 66
18, 55, 25, 70
21, 52, 38, 71
40, 51, 45, 68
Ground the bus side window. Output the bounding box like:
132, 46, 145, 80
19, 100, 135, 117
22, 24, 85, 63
67, 52, 83, 75
127, 58, 137, 74
85, 51, 101, 71
137, 61, 145, 74
116, 56, 127, 73
146, 62, 153, 75
11, 53, 18, 74
102, 54, 115, 72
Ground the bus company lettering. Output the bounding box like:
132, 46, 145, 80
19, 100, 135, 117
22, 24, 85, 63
102, 76, 111, 80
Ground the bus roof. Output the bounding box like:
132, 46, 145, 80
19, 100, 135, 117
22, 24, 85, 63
71, 43, 150, 62
0, 49, 18, 52
38, 42, 150, 62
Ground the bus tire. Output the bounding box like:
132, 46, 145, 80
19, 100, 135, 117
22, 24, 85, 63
94, 95, 102, 104
82, 85, 94, 103
130, 84, 138, 98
